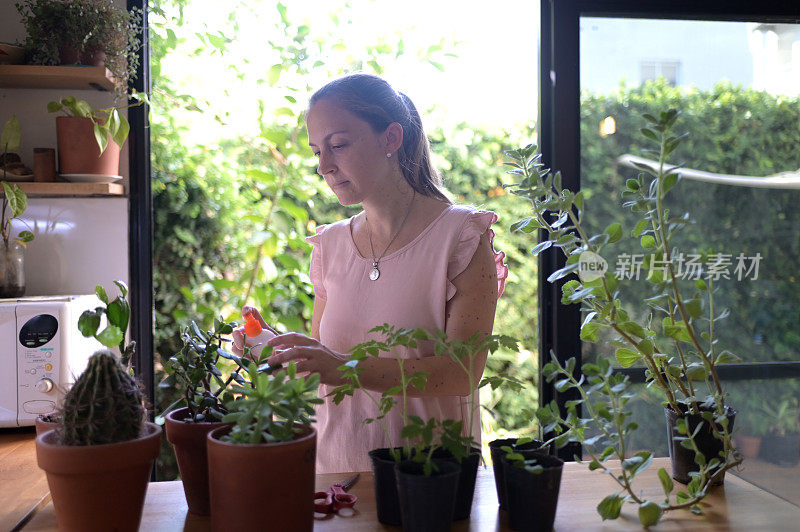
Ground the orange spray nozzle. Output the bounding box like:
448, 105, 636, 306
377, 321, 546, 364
244, 313, 263, 337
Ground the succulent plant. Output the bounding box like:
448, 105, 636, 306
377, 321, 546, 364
59, 349, 145, 446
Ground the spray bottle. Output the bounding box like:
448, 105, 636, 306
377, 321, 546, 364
243, 313, 276, 359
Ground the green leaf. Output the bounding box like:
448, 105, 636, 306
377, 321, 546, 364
531, 240, 552, 256
640, 235, 657, 249
1, 116, 21, 153
112, 115, 130, 148
695, 279, 708, 291
640, 128, 659, 142
106, 298, 130, 332
685, 363, 707, 381
662, 173, 678, 194
580, 322, 602, 342
638, 501, 663, 527
77, 310, 101, 337
46, 101, 63, 114
615, 348, 641, 368
96, 325, 124, 348
658, 467, 674, 496
93, 123, 108, 154
632, 219, 648, 237
95, 285, 109, 304
685, 297, 703, 319
604, 223, 622, 243
597, 494, 623, 521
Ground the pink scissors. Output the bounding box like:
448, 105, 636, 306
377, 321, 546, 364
314, 473, 359, 515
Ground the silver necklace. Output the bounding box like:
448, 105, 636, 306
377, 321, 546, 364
365, 191, 416, 281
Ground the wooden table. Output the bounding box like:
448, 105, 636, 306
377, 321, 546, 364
4, 429, 800, 531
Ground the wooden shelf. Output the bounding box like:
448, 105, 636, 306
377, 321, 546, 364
0, 65, 117, 91
1, 182, 124, 197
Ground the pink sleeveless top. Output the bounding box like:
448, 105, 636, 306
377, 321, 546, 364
306, 204, 509, 473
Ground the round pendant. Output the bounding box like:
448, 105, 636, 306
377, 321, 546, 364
369, 267, 380, 281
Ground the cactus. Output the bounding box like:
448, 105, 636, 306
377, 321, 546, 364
59, 349, 145, 446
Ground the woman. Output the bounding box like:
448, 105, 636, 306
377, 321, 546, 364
235, 73, 508, 473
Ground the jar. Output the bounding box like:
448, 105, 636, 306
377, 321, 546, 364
0, 240, 25, 298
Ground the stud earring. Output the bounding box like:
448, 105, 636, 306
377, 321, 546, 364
386, 153, 392, 158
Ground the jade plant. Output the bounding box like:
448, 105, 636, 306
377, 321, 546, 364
161, 318, 252, 423
504, 110, 743, 525
78, 281, 135, 367
47, 93, 148, 155
58, 349, 145, 445
220, 360, 321, 444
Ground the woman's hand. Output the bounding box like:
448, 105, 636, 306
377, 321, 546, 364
266, 333, 347, 386
231, 306, 280, 358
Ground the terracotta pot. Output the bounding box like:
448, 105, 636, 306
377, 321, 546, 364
55, 116, 121, 176
165, 407, 231, 516
207, 424, 316, 532
36, 422, 161, 532
34, 414, 60, 437
80, 47, 107, 67
735, 435, 762, 460
58, 46, 80, 65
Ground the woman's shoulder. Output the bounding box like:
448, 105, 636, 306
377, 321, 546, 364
440, 203, 499, 229
305, 216, 354, 245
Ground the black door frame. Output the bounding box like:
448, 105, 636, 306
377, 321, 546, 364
127, 0, 154, 410
539, 0, 800, 460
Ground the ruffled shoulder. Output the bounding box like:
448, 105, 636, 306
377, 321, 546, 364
305, 224, 330, 299
446, 208, 509, 301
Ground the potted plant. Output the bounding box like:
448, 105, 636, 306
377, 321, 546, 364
207, 359, 321, 531
758, 397, 800, 467
15, 0, 143, 97
1, 116, 34, 297
35, 349, 160, 531
500, 445, 564, 532
425, 329, 521, 520
331, 325, 431, 526
47, 93, 146, 177
161, 318, 249, 515
332, 324, 522, 525
503, 110, 742, 526
394, 417, 465, 532
36, 280, 134, 432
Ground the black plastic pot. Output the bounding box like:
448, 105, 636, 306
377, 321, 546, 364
502, 451, 563, 532
759, 431, 800, 467
489, 438, 544, 510
368, 447, 405, 526
665, 406, 736, 485
395, 459, 460, 532
431, 446, 482, 520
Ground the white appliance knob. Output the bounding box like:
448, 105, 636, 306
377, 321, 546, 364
35, 378, 55, 393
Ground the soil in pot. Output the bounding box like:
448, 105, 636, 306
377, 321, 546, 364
368, 447, 406, 526
165, 407, 231, 516
207, 424, 317, 532
431, 446, 482, 520
395, 459, 460, 532
665, 406, 736, 485
489, 438, 544, 510
759, 431, 800, 467
35, 421, 161, 532
502, 451, 563, 532
56, 116, 121, 175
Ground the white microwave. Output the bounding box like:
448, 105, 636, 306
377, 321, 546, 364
0, 295, 104, 427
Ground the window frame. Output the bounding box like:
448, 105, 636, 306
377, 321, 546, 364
539, 0, 800, 460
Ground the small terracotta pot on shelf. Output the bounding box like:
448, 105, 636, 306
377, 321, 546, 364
55, 116, 120, 176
